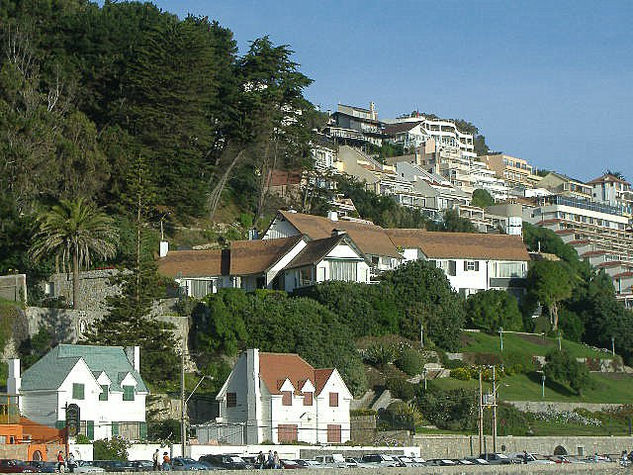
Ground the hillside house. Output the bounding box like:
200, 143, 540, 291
8, 345, 148, 441
215, 349, 352, 444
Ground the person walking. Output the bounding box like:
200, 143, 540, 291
162, 452, 171, 471
56, 451, 65, 473
273, 451, 280, 469
67, 453, 76, 473
152, 449, 160, 471
256, 451, 265, 469
266, 450, 274, 469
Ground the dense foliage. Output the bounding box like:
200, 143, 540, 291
465, 289, 523, 333
543, 349, 590, 395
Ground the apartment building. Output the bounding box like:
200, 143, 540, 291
326, 102, 384, 146
587, 173, 633, 218
478, 153, 541, 188
525, 194, 633, 307
539, 172, 593, 200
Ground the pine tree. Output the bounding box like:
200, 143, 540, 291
83, 155, 179, 388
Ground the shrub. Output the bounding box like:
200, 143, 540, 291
378, 401, 423, 431
396, 348, 426, 376
385, 377, 416, 401
502, 351, 534, 375
450, 367, 472, 381
93, 437, 130, 461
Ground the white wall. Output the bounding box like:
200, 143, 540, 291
263, 218, 299, 240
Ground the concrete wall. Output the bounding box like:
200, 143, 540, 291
413, 434, 633, 458
508, 401, 623, 413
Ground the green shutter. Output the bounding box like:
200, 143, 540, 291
123, 386, 135, 401
139, 422, 147, 440
86, 421, 94, 440
99, 385, 109, 401
55, 421, 65, 430
111, 422, 118, 436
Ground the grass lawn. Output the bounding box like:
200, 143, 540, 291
429, 372, 633, 404
461, 331, 613, 361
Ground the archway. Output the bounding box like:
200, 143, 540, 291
32, 450, 42, 461
554, 445, 568, 456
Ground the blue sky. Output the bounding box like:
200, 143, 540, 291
147, 0, 633, 181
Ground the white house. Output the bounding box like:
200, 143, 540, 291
215, 349, 352, 445
8, 344, 148, 441
386, 229, 530, 298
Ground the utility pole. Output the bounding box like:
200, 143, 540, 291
420, 323, 424, 348
492, 366, 497, 453
498, 327, 504, 352
180, 341, 186, 458
558, 332, 562, 351
478, 370, 483, 455
612, 336, 615, 356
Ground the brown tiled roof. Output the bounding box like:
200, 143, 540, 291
385, 229, 530, 261
278, 211, 401, 258
614, 272, 633, 278
158, 249, 223, 278
384, 122, 421, 135
259, 352, 333, 396
597, 261, 631, 268
581, 250, 607, 257
230, 236, 304, 275
285, 234, 364, 270
587, 174, 630, 186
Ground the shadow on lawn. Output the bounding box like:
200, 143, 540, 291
526, 371, 577, 397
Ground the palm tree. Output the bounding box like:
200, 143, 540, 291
30, 198, 118, 309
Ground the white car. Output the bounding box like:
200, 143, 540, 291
510, 452, 555, 464
74, 461, 105, 473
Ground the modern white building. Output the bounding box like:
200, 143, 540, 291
8, 345, 148, 440
386, 229, 530, 298
587, 173, 633, 218
215, 349, 352, 444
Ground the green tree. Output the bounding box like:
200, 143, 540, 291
543, 349, 590, 395
429, 209, 477, 233
465, 290, 523, 333
29, 198, 117, 309
93, 437, 130, 461
526, 260, 573, 331
471, 189, 495, 208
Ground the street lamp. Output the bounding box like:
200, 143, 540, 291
498, 327, 504, 352
420, 323, 424, 348
611, 336, 616, 356
541, 373, 546, 399
181, 374, 213, 457
422, 368, 428, 390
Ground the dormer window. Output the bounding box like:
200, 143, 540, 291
282, 391, 292, 406
303, 392, 313, 406
99, 385, 109, 401
123, 385, 135, 401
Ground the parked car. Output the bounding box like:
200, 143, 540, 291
25, 462, 57, 473
510, 452, 555, 464
425, 459, 458, 466
359, 454, 399, 467
170, 458, 207, 471
292, 460, 325, 469
279, 459, 305, 469
0, 460, 35, 473
312, 454, 346, 469
73, 461, 105, 474
199, 454, 252, 470
479, 453, 517, 465
123, 461, 153, 472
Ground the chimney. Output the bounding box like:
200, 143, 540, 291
159, 241, 169, 258
245, 349, 261, 444
8, 359, 22, 412
327, 210, 338, 222
125, 346, 141, 373
331, 228, 346, 237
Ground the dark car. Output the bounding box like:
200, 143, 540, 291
0, 460, 35, 473
199, 454, 252, 470
170, 458, 207, 471
124, 461, 153, 472
25, 462, 57, 473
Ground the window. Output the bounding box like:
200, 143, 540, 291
282, 391, 292, 406
278, 424, 298, 443
448, 260, 457, 276
327, 424, 341, 443
99, 385, 109, 401
123, 385, 135, 402
303, 392, 313, 406
299, 267, 313, 286
492, 262, 526, 278
226, 392, 237, 408
329, 392, 339, 407
72, 383, 84, 400
329, 260, 357, 282
464, 261, 479, 272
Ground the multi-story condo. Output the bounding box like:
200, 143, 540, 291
383, 115, 475, 157
538, 172, 593, 200
524, 194, 633, 307
478, 153, 542, 189
587, 173, 633, 218
325, 103, 384, 147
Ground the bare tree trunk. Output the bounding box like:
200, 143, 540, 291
136, 189, 142, 304
255, 140, 276, 222
73, 244, 79, 310
208, 149, 244, 221
551, 303, 559, 331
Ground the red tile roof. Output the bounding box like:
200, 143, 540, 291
259, 352, 334, 396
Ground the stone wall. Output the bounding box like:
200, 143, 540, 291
413, 434, 633, 458
42, 269, 122, 311
0, 274, 27, 303
508, 401, 623, 413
